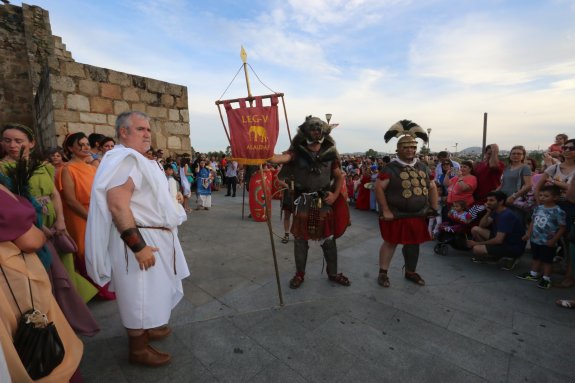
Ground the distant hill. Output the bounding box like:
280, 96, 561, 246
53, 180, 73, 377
459, 146, 482, 155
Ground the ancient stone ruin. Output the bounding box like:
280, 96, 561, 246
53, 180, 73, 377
0, 2, 191, 154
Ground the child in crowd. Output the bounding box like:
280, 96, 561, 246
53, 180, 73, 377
517, 185, 566, 289
165, 164, 184, 212
345, 173, 356, 204
437, 200, 472, 234
548, 133, 568, 159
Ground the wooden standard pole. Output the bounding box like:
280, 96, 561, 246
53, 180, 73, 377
482, 113, 488, 155
259, 165, 284, 306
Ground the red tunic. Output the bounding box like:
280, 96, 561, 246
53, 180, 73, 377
473, 160, 505, 204
379, 216, 431, 244
355, 174, 371, 210
377, 163, 432, 244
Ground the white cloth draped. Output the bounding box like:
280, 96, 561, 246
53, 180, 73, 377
179, 166, 191, 197
85, 145, 189, 328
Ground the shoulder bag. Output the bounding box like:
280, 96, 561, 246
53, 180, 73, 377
0, 253, 65, 380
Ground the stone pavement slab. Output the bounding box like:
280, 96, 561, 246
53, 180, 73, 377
80, 189, 575, 382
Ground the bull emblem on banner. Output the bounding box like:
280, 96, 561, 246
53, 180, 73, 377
248, 125, 268, 143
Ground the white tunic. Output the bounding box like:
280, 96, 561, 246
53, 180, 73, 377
85, 145, 190, 329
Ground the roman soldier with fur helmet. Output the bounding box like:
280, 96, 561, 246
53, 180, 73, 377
272, 115, 350, 289
375, 119, 439, 288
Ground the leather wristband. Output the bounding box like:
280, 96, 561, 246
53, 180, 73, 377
120, 228, 146, 253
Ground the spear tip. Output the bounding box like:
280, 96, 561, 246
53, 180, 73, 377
240, 46, 247, 63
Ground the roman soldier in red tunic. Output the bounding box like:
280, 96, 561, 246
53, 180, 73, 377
272, 116, 350, 289
375, 120, 439, 287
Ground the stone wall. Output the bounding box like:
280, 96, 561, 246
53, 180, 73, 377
0, 2, 191, 155
0, 4, 35, 128
49, 62, 190, 152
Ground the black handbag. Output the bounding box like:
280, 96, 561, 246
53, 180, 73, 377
0, 253, 65, 380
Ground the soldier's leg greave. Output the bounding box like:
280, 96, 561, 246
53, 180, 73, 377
294, 239, 309, 273
402, 244, 420, 272
321, 238, 338, 275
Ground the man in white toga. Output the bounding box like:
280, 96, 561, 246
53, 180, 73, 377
85, 111, 189, 366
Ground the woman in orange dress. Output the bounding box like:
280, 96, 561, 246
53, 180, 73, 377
59, 133, 115, 300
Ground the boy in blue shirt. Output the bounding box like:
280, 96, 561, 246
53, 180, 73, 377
517, 185, 566, 289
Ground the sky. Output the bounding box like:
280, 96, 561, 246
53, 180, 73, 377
13, 0, 575, 154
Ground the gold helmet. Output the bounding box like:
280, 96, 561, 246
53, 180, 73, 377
384, 120, 428, 150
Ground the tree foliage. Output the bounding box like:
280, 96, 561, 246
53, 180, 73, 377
365, 148, 378, 158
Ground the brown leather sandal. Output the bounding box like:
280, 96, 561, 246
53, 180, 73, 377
404, 271, 425, 286
289, 272, 305, 289
378, 273, 390, 287
328, 273, 351, 286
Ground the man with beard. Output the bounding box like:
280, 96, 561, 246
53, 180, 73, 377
376, 120, 438, 287
272, 116, 350, 289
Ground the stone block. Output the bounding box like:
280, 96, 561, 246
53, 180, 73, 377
86, 66, 108, 82
175, 95, 188, 108
55, 122, 68, 136
139, 90, 158, 104
100, 83, 122, 100
180, 109, 189, 122
166, 83, 183, 96
108, 71, 131, 86
168, 109, 179, 121
146, 78, 166, 93
131, 103, 146, 113
107, 115, 117, 125
80, 112, 107, 124
51, 93, 65, 109
164, 122, 189, 135
122, 88, 139, 102
94, 125, 116, 137
79, 80, 99, 96
146, 105, 167, 119
132, 75, 146, 89
154, 133, 167, 149
181, 136, 191, 151
91, 97, 114, 114
54, 109, 79, 123
161, 94, 174, 107
68, 122, 94, 135
167, 135, 182, 149
50, 74, 75, 92
114, 100, 130, 115
66, 94, 90, 111
61, 61, 86, 78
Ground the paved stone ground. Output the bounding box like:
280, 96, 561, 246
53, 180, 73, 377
79, 188, 575, 382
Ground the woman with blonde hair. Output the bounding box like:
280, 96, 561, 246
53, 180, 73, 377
498, 145, 532, 207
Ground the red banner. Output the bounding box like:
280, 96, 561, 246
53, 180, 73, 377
224, 96, 279, 165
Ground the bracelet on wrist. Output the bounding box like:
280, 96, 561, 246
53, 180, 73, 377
120, 227, 146, 253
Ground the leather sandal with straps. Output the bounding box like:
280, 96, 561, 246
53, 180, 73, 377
328, 273, 351, 286
404, 271, 425, 286
378, 272, 390, 287
289, 272, 305, 289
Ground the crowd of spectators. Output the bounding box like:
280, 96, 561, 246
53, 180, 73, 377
340, 134, 575, 305
1, 121, 574, 380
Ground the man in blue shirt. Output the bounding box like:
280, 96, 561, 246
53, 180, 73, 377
467, 190, 526, 270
